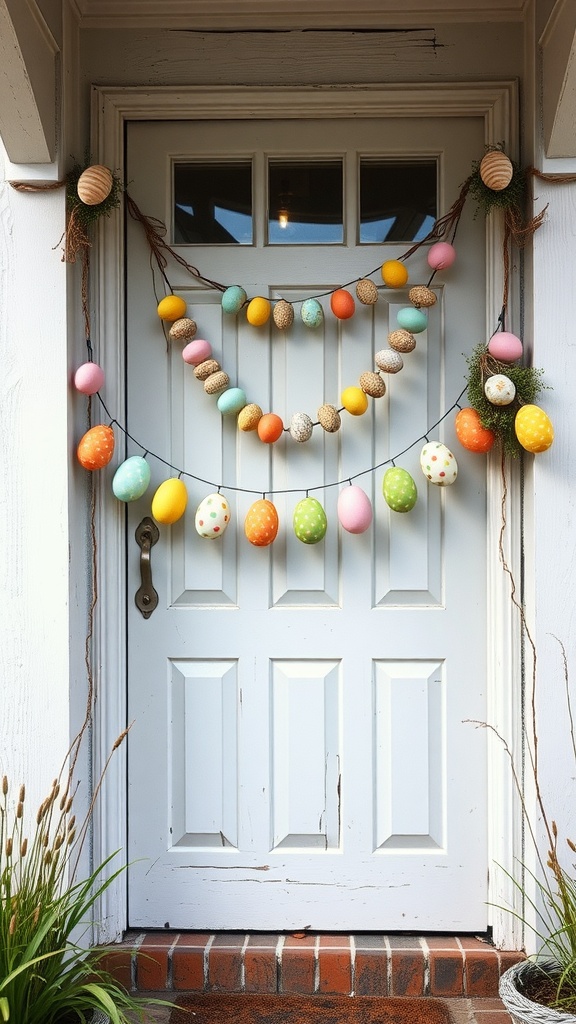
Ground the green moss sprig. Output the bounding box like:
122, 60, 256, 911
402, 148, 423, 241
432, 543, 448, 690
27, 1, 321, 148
465, 343, 547, 457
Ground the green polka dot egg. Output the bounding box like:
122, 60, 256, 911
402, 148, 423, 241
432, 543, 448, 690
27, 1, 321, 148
382, 467, 417, 512
293, 497, 327, 544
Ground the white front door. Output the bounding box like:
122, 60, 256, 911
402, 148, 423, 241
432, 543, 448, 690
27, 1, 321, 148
125, 113, 489, 931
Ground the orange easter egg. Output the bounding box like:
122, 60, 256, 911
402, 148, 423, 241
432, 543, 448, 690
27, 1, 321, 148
244, 499, 279, 547
330, 289, 355, 320
455, 408, 496, 453
257, 413, 284, 443
77, 424, 115, 470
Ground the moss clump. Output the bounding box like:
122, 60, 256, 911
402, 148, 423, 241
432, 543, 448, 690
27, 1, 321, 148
465, 343, 548, 457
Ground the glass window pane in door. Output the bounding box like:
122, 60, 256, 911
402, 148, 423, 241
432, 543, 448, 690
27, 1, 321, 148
173, 162, 253, 244
268, 161, 343, 244
359, 160, 437, 243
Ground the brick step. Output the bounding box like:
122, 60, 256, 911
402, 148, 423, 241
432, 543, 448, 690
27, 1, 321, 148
99, 933, 524, 999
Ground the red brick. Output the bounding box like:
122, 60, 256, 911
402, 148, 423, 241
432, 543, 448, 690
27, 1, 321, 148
429, 949, 464, 996
244, 947, 278, 992
137, 934, 174, 990
208, 936, 244, 991
172, 949, 205, 991
318, 949, 352, 994
498, 951, 525, 975
354, 948, 389, 996
391, 950, 425, 996
465, 951, 501, 996
97, 949, 133, 991
471, 1012, 514, 1024
281, 936, 316, 994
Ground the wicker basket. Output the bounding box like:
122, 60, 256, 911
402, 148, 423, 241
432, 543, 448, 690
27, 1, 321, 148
499, 960, 576, 1024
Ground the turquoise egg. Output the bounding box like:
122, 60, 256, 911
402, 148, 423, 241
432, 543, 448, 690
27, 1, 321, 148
382, 467, 417, 513
397, 307, 428, 334
301, 298, 324, 329
112, 456, 151, 502
217, 387, 247, 415
293, 497, 327, 544
221, 285, 247, 315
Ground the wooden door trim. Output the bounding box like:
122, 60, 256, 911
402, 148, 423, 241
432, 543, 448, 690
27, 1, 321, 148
91, 81, 522, 946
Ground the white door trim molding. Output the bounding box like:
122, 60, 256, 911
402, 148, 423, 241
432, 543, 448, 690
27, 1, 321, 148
91, 81, 522, 946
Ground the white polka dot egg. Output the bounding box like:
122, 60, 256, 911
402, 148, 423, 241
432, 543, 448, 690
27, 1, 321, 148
195, 493, 231, 539
420, 441, 458, 486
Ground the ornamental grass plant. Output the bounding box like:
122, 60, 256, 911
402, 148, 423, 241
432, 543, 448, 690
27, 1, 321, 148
0, 734, 168, 1024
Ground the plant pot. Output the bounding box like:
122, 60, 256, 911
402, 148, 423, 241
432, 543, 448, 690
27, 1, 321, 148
499, 960, 576, 1024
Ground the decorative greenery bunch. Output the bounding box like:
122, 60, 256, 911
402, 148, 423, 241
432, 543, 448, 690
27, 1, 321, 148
465, 343, 547, 456
66, 162, 123, 231
469, 143, 526, 217
0, 738, 169, 1024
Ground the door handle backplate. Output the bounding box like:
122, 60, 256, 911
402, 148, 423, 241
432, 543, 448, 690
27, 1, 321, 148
135, 516, 160, 618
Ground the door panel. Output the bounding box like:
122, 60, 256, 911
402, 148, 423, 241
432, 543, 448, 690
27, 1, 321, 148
126, 116, 488, 930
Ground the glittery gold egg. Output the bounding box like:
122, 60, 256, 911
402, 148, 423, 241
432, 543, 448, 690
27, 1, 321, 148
169, 317, 197, 341
273, 299, 294, 330
388, 329, 416, 354
194, 358, 221, 381
359, 371, 386, 398
479, 150, 514, 191
204, 371, 230, 395
77, 165, 113, 205
408, 286, 436, 308
317, 404, 341, 433
238, 403, 263, 431
356, 279, 379, 305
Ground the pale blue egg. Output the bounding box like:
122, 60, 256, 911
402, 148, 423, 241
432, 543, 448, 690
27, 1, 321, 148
397, 307, 428, 333
301, 298, 324, 329
221, 285, 247, 315
217, 387, 247, 415
112, 456, 151, 502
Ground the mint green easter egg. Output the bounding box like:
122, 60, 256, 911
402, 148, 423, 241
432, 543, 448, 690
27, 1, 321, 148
293, 497, 327, 544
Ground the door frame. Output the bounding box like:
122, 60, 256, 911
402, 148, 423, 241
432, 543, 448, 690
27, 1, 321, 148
89, 81, 523, 946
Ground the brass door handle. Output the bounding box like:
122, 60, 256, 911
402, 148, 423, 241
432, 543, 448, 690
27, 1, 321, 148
135, 517, 159, 618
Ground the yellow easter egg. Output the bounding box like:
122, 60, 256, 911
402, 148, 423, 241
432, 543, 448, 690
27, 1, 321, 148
381, 260, 409, 288
515, 405, 554, 453
246, 296, 271, 326
157, 295, 187, 322
341, 386, 369, 416
151, 478, 188, 524
245, 499, 279, 547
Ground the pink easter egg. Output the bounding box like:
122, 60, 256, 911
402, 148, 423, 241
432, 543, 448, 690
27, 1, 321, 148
337, 485, 373, 535
182, 338, 213, 365
427, 242, 456, 271
74, 361, 105, 395
487, 331, 523, 363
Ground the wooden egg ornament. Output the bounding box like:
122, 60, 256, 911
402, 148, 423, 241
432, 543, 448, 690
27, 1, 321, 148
427, 242, 456, 271
381, 260, 409, 288
195, 492, 231, 538
293, 496, 328, 544
151, 477, 188, 524
375, 349, 403, 374
273, 299, 294, 330
484, 374, 516, 406
317, 404, 341, 433
356, 278, 378, 305
479, 149, 514, 191
112, 456, 151, 502
289, 412, 314, 443
359, 371, 386, 398
77, 424, 115, 470
301, 298, 324, 328
330, 289, 355, 320
515, 405, 554, 453
382, 467, 417, 512
183, 339, 212, 366
77, 164, 113, 206
341, 386, 368, 416
397, 306, 428, 334
221, 285, 247, 314
388, 329, 416, 354
487, 331, 523, 363
238, 403, 263, 431
337, 486, 373, 534
217, 387, 247, 415
245, 499, 279, 546
455, 407, 496, 453
258, 412, 284, 443
408, 286, 436, 308
246, 296, 271, 326
420, 441, 458, 486
169, 317, 197, 342
157, 294, 187, 322
74, 361, 104, 395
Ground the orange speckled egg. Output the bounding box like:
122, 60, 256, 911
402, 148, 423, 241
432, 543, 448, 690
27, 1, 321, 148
77, 424, 115, 470
244, 499, 279, 546
455, 408, 496, 453
330, 289, 355, 320
257, 413, 284, 443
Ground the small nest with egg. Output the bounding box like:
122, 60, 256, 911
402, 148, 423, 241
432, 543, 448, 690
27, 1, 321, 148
465, 343, 548, 456
66, 161, 124, 230
468, 151, 526, 219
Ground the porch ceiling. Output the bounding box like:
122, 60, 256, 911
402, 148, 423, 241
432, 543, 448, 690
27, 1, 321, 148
72, 0, 527, 29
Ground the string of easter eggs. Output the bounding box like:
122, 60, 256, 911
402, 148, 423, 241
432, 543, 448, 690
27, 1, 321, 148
73, 149, 554, 546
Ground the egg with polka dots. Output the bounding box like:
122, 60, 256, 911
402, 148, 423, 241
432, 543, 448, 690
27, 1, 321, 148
515, 405, 554, 453
195, 493, 231, 539
245, 499, 279, 546
420, 441, 458, 486
382, 467, 418, 512
293, 497, 327, 544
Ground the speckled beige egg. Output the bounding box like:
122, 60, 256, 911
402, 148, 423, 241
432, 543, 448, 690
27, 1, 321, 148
479, 150, 514, 191
359, 371, 386, 398
204, 370, 230, 395
194, 358, 221, 381
408, 285, 436, 308
375, 349, 404, 374
273, 299, 294, 330
289, 412, 314, 442
356, 279, 379, 305
169, 317, 197, 342
317, 404, 341, 433
238, 403, 263, 431
77, 164, 113, 205
388, 329, 416, 354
